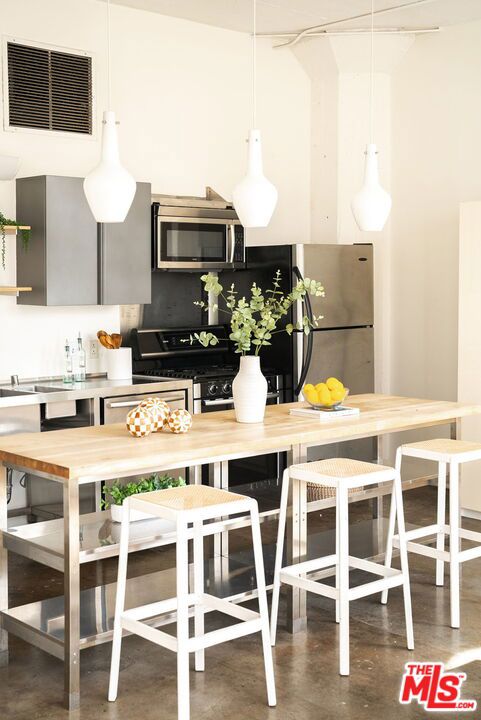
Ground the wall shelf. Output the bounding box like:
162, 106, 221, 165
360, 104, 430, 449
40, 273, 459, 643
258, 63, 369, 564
3, 225, 30, 233
0, 286, 32, 295
1, 226, 33, 295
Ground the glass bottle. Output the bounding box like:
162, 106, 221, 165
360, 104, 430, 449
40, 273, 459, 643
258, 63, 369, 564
63, 340, 73, 384
75, 332, 86, 382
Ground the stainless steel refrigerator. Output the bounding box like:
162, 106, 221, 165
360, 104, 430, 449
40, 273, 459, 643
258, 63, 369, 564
293, 243, 376, 462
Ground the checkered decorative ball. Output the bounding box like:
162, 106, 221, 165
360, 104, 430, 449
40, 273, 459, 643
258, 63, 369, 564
139, 397, 170, 431
167, 408, 193, 434
126, 405, 156, 438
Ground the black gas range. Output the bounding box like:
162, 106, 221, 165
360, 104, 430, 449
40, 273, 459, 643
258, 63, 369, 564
130, 326, 286, 412
130, 325, 290, 491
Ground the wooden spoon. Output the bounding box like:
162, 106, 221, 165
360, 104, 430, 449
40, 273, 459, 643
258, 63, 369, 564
97, 330, 115, 350
111, 333, 123, 349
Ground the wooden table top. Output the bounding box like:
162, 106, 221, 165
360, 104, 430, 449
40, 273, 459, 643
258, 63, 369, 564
0, 394, 479, 483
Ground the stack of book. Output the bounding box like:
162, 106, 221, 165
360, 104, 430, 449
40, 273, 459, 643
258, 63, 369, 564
289, 406, 360, 421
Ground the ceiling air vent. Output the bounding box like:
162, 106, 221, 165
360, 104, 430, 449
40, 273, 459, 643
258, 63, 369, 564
6, 41, 92, 135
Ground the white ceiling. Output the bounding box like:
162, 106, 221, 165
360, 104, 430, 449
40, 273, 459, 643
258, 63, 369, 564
105, 0, 481, 35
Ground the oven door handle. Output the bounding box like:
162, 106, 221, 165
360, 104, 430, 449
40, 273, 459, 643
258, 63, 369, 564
202, 392, 280, 407
106, 394, 184, 409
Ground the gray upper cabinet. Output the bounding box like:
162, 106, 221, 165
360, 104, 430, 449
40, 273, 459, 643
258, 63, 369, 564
16, 175, 152, 306
98, 182, 151, 305
16, 175, 98, 305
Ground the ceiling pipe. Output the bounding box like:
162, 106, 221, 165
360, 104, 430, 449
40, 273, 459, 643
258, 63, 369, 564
259, 27, 440, 38
259, 0, 441, 48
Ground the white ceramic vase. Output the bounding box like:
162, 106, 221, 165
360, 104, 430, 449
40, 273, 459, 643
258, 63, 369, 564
110, 503, 151, 523
232, 355, 268, 423
110, 503, 175, 528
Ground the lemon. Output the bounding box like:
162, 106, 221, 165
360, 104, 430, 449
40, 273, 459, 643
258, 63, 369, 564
318, 387, 332, 406
315, 382, 329, 393
326, 377, 343, 391
304, 387, 318, 404
331, 387, 345, 402
303, 383, 315, 393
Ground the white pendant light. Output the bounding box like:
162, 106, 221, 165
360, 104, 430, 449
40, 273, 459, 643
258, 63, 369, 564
84, 0, 135, 223
233, 0, 277, 228
351, 0, 391, 232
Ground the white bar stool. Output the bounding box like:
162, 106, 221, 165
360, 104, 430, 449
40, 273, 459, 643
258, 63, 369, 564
270, 458, 414, 676
382, 439, 481, 628
108, 485, 276, 720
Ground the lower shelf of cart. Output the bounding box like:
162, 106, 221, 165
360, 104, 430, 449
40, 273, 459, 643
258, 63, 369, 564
3, 504, 279, 571
1, 556, 260, 658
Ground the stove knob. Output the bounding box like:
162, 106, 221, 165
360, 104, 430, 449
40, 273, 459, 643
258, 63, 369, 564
222, 381, 232, 396
208, 383, 219, 397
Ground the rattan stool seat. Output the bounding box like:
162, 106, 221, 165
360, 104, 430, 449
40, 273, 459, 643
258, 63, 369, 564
131, 485, 246, 514
290, 458, 394, 489
401, 438, 481, 462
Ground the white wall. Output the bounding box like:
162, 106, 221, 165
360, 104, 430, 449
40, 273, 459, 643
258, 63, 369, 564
293, 39, 338, 245
387, 21, 481, 474
391, 21, 481, 405
0, 0, 310, 381
458, 202, 481, 513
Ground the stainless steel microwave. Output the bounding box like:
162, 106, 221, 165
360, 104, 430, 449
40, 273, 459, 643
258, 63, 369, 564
152, 201, 246, 271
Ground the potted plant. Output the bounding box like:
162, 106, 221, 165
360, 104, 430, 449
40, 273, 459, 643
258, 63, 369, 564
0, 211, 30, 270
188, 270, 325, 423
101, 473, 185, 522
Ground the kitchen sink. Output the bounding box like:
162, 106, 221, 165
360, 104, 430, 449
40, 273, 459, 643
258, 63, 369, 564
0, 388, 33, 397
16, 384, 72, 394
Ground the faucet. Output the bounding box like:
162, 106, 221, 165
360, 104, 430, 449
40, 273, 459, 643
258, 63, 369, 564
10, 374, 19, 386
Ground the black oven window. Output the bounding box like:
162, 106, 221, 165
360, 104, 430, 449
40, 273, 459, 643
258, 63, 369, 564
161, 222, 227, 262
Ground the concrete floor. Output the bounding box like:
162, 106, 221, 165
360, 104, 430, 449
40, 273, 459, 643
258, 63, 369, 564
2, 486, 481, 719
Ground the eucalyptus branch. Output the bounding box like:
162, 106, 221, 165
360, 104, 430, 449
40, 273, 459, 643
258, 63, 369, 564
192, 271, 325, 356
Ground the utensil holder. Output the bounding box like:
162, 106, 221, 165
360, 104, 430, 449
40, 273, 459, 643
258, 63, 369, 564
106, 347, 132, 380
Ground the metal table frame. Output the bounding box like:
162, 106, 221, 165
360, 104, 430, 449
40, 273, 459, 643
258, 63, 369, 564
0, 417, 461, 710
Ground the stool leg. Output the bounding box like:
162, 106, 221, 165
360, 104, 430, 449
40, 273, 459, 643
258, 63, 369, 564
449, 462, 461, 629
381, 481, 397, 605
335, 495, 340, 623
108, 499, 131, 702
251, 502, 276, 707
436, 462, 447, 587
338, 485, 350, 676
381, 449, 403, 605
393, 466, 414, 650
176, 519, 190, 720
193, 520, 205, 672
270, 469, 289, 646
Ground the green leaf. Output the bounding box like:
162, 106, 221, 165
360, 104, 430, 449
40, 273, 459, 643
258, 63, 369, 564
188, 266, 324, 356
101, 473, 186, 509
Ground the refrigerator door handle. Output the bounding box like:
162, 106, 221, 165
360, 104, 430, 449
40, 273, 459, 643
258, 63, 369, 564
293, 265, 314, 396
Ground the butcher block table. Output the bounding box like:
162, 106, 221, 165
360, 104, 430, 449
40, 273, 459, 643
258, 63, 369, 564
1, 393, 481, 710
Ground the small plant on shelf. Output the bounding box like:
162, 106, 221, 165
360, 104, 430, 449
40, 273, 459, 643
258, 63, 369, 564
0, 211, 30, 270
100, 473, 185, 510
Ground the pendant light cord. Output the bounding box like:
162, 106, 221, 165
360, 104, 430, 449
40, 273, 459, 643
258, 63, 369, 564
252, 0, 257, 128
107, 0, 112, 109
370, 0, 374, 144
